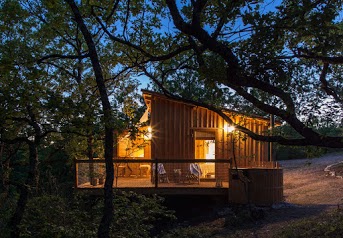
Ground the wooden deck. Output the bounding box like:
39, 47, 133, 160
74, 159, 283, 205
79, 176, 227, 188
76, 187, 229, 197
77, 176, 229, 196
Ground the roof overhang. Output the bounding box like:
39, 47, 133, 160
141, 90, 281, 125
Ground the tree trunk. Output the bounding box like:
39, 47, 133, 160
65, 1, 115, 237
87, 134, 94, 160
9, 142, 39, 238
87, 135, 95, 183
1, 158, 10, 194
0, 142, 10, 194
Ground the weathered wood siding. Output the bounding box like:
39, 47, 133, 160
150, 96, 194, 160
189, 106, 269, 162
149, 94, 270, 162
228, 168, 283, 205
148, 92, 271, 182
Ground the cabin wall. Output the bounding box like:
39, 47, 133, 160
189, 107, 270, 180
149, 96, 271, 182
150, 97, 270, 163
150, 96, 194, 160
236, 119, 269, 165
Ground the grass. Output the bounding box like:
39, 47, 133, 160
160, 205, 267, 238
274, 209, 343, 238
160, 207, 343, 238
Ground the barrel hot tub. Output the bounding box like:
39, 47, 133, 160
228, 168, 283, 206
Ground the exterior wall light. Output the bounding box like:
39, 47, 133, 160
224, 124, 235, 133
144, 126, 152, 140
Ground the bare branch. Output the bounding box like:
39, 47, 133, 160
37, 53, 89, 64
123, 0, 131, 40
319, 63, 343, 104
296, 48, 343, 64
105, 0, 120, 23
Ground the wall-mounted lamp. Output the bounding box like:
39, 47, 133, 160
224, 124, 235, 133
144, 126, 152, 140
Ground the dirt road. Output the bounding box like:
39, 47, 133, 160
250, 153, 343, 237
211, 152, 343, 238
280, 153, 343, 206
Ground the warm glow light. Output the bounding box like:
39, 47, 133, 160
227, 125, 235, 133
144, 126, 152, 140
224, 125, 235, 133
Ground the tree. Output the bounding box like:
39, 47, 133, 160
95, 0, 343, 147
8, 1, 145, 236
161, 0, 343, 147
0, 1, 67, 236
2, 0, 342, 236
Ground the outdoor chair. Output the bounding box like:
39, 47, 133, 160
186, 163, 202, 184
152, 163, 169, 183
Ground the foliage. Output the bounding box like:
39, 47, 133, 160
37, 146, 74, 195
274, 124, 343, 159
100, 0, 343, 147
109, 191, 176, 238
275, 210, 343, 238
1, 0, 148, 235
162, 208, 343, 238
161, 205, 266, 238
12, 192, 176, 238
18, 195, 97, 238
1, 0, 343, 236
0, 191, 18, 236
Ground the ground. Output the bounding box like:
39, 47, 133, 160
281, 152, 343, 206
254, 152, 343, 237
185, 152, 343, 237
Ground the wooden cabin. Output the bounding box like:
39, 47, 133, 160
116, 90, 282, 205
76, 90, 283, 206
121, 91, 275, 157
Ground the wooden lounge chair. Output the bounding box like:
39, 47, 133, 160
152, 163, 169, 183
186, 163, 202, 184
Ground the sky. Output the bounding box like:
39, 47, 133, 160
135, 0, 283, 90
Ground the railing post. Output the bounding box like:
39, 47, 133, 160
154, 159, 158, 188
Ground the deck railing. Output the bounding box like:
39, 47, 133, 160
74, 158, 280, 189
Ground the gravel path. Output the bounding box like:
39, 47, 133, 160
211, 152, 343, 238
280, 152, 343, 206
250, 152, 343, 237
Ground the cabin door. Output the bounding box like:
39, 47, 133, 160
194, 131, 215, 179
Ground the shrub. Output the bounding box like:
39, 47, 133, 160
17, 192, 176, 238
19, 195, 97, 238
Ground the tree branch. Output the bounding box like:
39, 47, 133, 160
295, 47, 343, 64
37, 53, 89, 64
105, 0, 121, 23
143, 67, 343, 147
92, 10, 194, 62
191, 0, 208, 27
319, 63, 342, 104
163, 0, 343, 148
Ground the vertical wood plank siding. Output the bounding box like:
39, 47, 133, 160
151, 96, 194, 160
147, 92, 270, 179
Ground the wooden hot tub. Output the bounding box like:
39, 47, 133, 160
228, 168, 283, 206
